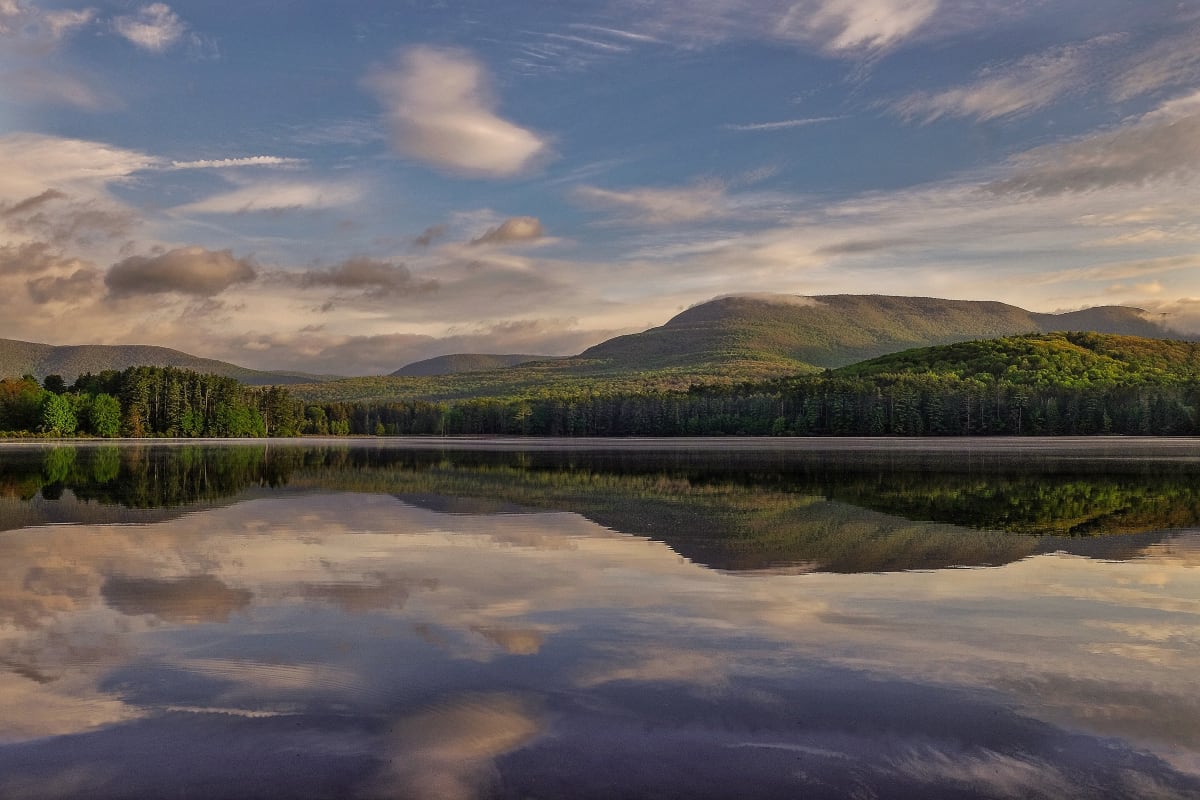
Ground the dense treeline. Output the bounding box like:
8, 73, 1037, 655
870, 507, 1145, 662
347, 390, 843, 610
295, 375, 1200, 436
0, 367, 300, 437
6, 331, 1200, 438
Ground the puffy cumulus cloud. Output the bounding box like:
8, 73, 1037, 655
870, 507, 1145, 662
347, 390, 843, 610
364, 46, 548, 178
2, 190, 135, 247
773, 0, 940, 53
113, 3, 185, 53
172, 179, 362, 215
469, 216, 544, 246
987, 91, 1200, 196
27, 267, 101, 304
297, 256, 440, 299
0, 240, 73, 274
105, 246, 257, 298
892, 39, 1099, 123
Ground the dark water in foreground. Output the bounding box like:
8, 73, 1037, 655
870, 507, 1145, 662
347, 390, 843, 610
0, 437, 1198, 799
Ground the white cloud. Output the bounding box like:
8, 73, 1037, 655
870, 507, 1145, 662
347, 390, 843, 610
987, 90, 1200, 195
572, 180, 795, 226
893, 39, 1102, 123
364, 46, 548, 178
774, 0, 941, 53
0, 133, 155, 201
573, 182, 731, 225
113, 3, 185, 53
0, 2, 94, 45
1112, 23, 1200, 102
172, 180, 362, 215
169, 156, 305, 170
723, 116, 842, 131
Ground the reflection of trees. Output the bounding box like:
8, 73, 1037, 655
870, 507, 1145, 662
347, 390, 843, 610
0, 446, 305, 509
3, 444, 1198, 572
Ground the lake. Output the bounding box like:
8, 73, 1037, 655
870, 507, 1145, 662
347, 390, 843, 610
0, 438, 1198, 798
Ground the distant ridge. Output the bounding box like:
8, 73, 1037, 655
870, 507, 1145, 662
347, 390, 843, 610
579, 294, 1180, 373
0, 337, 337, 385
392, 353, 554, 377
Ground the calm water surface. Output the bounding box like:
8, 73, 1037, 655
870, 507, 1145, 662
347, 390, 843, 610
0, 438, 1198, 798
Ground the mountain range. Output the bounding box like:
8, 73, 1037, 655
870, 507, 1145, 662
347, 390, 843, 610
0, 295, 1185, 395
0, 338, 331, 385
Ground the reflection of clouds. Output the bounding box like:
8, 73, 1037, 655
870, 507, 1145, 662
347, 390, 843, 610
888, 747, 1074, 799
102, 575, 251, 623
470, 625, 545, 655
575, 645, 729, 688
364, 693, 542, 800
0, 671, 143, 741
0, 488, 1196, 791
299, 573, 437, 612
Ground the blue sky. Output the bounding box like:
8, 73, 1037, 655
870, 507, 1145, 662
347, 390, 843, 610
2, 0, 1199, 374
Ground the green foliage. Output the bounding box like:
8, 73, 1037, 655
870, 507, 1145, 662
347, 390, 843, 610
1, 366, 301, 438
87, 393, 122, 437
40, 393, 77, 435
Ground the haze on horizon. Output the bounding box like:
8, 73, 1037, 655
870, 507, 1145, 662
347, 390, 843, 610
2, 0, 1199, 375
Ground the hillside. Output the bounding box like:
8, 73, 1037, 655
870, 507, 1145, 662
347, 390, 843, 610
299, 294, 1184, 404
836, 331, 1200, 387
392, 353, 553, 377
0, 337, 333, 386
581, 295, 1176, 372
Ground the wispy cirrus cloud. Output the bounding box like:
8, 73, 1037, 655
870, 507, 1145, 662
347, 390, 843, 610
364, 46, 549, 178
573, 180, 795, 226
773, 0, 940, 53
172, 180, 362, 215
986, 90, 1200, 196
572, 182, 731, 225
892, 38, 1110, 123
723, 116, 843, 132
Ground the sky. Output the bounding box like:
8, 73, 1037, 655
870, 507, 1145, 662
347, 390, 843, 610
2, 0, 1200, 375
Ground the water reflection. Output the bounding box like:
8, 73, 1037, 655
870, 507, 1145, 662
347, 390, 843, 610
0, 441, 1196, 797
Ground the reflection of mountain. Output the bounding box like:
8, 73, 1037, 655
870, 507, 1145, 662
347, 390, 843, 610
291, 451, 1199, 572
4, 443, 1200, 573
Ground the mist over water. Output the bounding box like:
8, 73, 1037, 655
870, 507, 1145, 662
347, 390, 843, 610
0, 439, 1197, 798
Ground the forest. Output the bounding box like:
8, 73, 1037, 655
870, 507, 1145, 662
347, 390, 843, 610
3, 333, 1200, 437
0, 366, 299, 437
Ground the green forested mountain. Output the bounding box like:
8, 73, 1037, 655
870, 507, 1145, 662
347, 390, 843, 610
580, 295, 1177, 372
392, 353, 554, 376
0, 337, 334, 385
838, 332, 1200, 386
300, 295, 1182, 404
